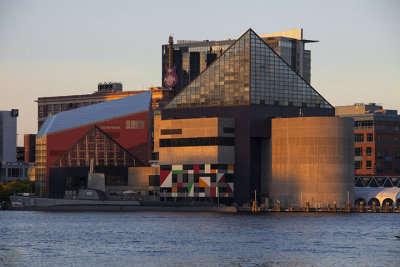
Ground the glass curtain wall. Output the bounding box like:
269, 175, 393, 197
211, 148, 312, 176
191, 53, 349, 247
250, 31, 331, 108
167, 31, 251, 108
166, 29, 332, 110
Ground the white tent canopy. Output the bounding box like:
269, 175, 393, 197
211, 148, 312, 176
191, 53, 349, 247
122, 190, 138, 195
355, 187, 400, 206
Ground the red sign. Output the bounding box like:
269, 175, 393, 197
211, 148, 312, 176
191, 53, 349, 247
164, 64, 178, 88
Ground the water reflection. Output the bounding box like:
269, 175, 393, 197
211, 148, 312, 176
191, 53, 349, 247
0, 211, 399, 266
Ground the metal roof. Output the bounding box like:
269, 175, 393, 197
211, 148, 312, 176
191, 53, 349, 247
37, 91, 151, 136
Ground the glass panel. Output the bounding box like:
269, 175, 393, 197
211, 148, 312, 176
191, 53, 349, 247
249, 31, 332, 109
166, 31, 251, 108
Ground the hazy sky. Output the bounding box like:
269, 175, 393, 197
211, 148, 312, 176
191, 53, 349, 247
0, 0, 399, 145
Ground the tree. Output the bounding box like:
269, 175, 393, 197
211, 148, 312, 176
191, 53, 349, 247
0, 179, 35, 200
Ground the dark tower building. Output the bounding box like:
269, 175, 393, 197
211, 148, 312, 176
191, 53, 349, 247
24, 134, 36, 163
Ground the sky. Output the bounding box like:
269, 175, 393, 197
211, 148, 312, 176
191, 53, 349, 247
0, 0, 399, 145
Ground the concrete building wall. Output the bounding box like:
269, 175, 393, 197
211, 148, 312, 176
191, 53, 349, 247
264, 117, 354, 208
128, 166, 159, 188
0, 111, 17, 162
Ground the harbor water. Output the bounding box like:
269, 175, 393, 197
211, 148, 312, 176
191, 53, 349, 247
0, 211, 399, 266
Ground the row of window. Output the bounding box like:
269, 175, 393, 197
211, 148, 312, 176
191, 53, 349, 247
355, 147, 372, 156
38, 102, 104, 118
161, 187, 230, 193
126, 120, 145, 129
355, 133, 374, 142
159, 137, 235, 147
355, 160, 372, 170
65, 175, 128, 188
101, 125, 120, 130
355, 160, 397, 170
376, 133, 400, 143
161, 128, 234, 135
161, 129, 182, 135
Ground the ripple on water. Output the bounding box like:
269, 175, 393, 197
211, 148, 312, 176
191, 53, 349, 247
0, 211, 400, 266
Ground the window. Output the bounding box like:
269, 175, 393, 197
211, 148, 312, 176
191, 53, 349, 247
159, 137, 235, 147
161, 129, 182, 135
366, 160, 372, 169
367, 133, 373, 142
355, 161, 362, 169
223, 127, 235, 134
126, 120, 145, 129
65, 176, 87, 188
366, 147, 372, 156
109, 190, 123, 196
355, 147, 362, 156
149, 175, 160, 186
385, 161, 392, 170
106, 175, 127, 186
355, 133, 364, 142
101, 125, 120, 130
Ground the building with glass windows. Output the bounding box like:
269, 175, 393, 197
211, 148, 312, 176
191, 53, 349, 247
1, 110, 35, 184
336, 103, 400, 188
35, 82, 149, 131
154, 116, 235, 203
162, 28, 317, 95
157, 29, 354, 206
35, 83, 172, 131
35, 92, 153, 197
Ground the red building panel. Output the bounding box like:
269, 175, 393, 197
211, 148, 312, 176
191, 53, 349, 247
44, 111, 150, 195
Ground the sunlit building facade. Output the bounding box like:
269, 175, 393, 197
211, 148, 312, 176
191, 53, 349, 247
158, 29, 340, 205
336, 103, 400, 190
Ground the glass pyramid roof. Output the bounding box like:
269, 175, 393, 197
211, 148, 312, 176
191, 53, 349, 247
166, 29, 332, 109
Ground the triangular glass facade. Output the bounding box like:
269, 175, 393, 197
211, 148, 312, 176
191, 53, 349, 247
166, 29, 332, 109
167, 30, 251, 108
51, 126, 142, 168
249, 31, 331, 108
